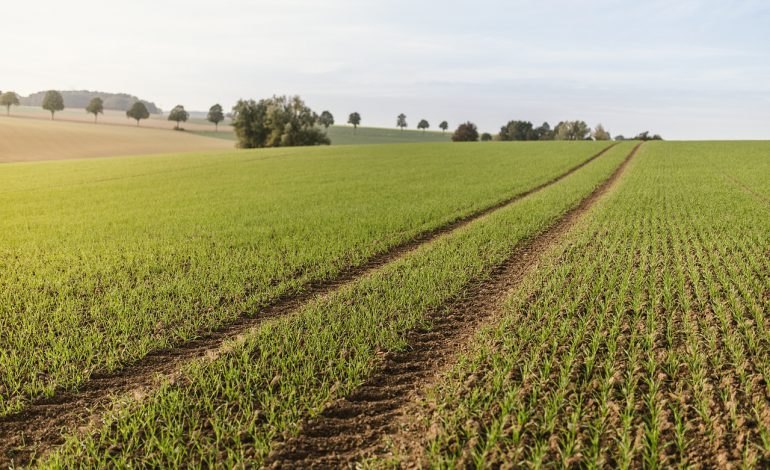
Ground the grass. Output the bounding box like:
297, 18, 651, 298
0, 115, 231, 162
40, 142, 636, 468
399, 141, 770, 468
191, 124, 452, 145
0, 141, 610, 416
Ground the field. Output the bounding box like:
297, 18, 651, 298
195, 124, 452, 145
7, 106, 228, 132
0, 140, 768, 468
7, 106, 452, 146
0, 116, 232, 162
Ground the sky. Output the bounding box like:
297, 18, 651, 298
3, 0, 770, 139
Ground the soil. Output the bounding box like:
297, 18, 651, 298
264, 144, 642, 468
0, 145, 618, 467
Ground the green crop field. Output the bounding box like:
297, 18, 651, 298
381, 141, 770, 468
0, 141, 608, 418
193, 124, 452, 146
2, 140, 769, 469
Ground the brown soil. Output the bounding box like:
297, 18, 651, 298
264, 143, 642, 469
0, 144, 617, 467
0, 116, 232, 163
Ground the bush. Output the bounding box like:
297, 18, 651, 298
452, 122, 479, 142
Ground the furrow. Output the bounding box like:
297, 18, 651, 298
0, 144, 617, 467
264, 143, 641, 468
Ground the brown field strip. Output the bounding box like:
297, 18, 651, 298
0, 116, 232, 163
0, 144, 616, 467
264, 143, 642, 468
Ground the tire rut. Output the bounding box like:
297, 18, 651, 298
0, 144, 617, 467
265, 143, 642, 469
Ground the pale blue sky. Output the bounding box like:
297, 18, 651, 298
3, 0, 770, 139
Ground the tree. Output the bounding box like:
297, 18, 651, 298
534, 122, 554, 140
614, 135, 626, 141
417, 119, 429, 132
207, 104, 225, 131
452, 122, 479, 142
554, 120, 591, 140
42, 90, 64, 120
0, 91, 20, 116
396, 113, 407, 130
480, 132, 493, 141
439, 121, 449, 132
231, 95, 331, 148
85, 97, 104, 123
633, 131, 663, 141
347, 112, 361, 131
319, 110, 334, 129
592, 123, 611, 141
499, 120, 536, 141
126, 101, 150, 126
168, 105, 190, 130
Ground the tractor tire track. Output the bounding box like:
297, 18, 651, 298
0, 144, 616, 467
265, 143, 642, 469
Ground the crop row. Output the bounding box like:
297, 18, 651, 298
33, 142, 637, 467
397, 141, 770, 468
0, 141, 609, 415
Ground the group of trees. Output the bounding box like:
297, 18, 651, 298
495, 119, 662, 141
392, 114, 449, 133
21, 90, 160, 113
231, 95, 331, 148
2, 88, 663, 145
496, 120, 600, 141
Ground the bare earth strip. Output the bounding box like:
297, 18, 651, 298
264, 143, 642, 469
0, 144, 616, 467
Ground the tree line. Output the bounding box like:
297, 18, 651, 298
1, 89, 662, 145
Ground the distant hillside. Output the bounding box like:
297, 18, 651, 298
20, 90, 161, 114
192, 125, 453, 145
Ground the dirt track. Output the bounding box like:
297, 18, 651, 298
264, 143, 642, 468
0, 145, 618, 467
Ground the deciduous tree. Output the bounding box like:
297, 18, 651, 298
347, 112, 361, 131
592, 123, 611, 140
0, 91, 20, 116
439, 121, 448, 132
499, 120, 535, 141
451, 122, 479, 142
534, 122, 554, 140
554, 120, 591, 140
42, 90, 64, 120
481, 132, 493, 141
417, 119, 429, 132
207, 104, 225, 131
85, 97, 103, 123
126, 101, 150, 126
397, 113, 407, 130
231, 95, 331, 148
168, 105, 190, 130
319, 110, 334, 129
